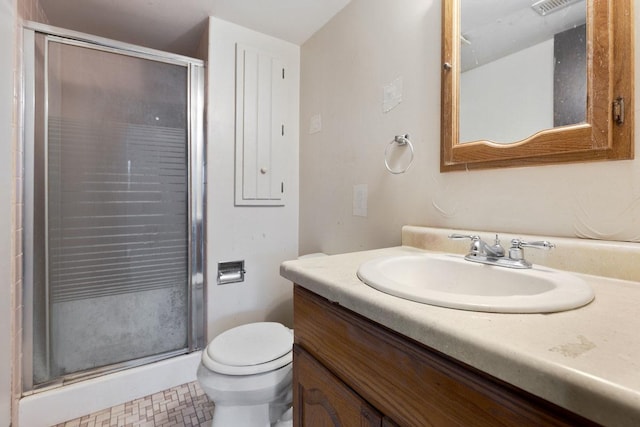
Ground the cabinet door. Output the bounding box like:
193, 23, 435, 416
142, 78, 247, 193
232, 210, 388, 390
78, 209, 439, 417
235, 43, 288, 206
293, 345, 383, 427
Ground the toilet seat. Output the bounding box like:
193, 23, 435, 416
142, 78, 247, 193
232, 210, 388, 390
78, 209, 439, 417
202, 322, 293, 375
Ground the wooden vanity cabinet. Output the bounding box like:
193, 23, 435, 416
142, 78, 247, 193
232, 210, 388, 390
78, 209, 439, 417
294, 345, 385, 426
293, 285, 598, 427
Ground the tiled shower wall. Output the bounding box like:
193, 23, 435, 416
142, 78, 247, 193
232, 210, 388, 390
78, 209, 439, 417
13, 0, 49, 424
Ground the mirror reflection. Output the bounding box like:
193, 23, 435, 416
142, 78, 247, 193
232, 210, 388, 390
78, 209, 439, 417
459, 0, 586, 144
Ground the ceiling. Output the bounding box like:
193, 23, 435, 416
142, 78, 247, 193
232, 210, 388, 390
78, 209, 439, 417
38, 0, 352, 57
37, 0, 585, 70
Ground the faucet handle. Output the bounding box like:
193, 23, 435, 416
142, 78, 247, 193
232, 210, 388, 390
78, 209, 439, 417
510, 239, 555, 250
509, 238, 554, 263
448, 234, 480, 241
449, 234, 504, 257
449, 234, 482, 255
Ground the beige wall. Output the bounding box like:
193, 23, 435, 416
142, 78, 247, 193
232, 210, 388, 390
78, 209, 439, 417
299, 0, 640, 255
299, 0, 435, 255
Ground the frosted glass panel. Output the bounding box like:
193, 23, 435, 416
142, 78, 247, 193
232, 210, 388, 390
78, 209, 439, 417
43, 40, 189, 379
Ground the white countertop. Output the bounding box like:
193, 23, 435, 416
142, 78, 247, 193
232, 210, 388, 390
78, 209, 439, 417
281, 245, 640, 426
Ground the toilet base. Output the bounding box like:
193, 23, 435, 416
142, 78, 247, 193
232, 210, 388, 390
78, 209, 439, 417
210, 402, 293, 427
211, 403, 270, 427
197, 361, 292, 427
273, 407, 293, 427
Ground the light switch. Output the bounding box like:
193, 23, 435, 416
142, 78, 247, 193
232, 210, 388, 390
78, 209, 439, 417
353, 184, 368, 217
382, 77, 403, 113
309, 114, 322, 134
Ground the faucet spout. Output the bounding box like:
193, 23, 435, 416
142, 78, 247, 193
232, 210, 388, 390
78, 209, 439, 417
479, 234, 505, 258
450, 233, 504, 258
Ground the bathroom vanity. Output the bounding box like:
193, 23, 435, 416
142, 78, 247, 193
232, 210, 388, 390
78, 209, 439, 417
293, 286, 594, 426
281, 227, 640, 426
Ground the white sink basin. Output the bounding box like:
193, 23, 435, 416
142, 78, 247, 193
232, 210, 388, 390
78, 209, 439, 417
357, 253, 594, 313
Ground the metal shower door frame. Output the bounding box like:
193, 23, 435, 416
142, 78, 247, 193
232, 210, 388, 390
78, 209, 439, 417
21, 21, 206, 393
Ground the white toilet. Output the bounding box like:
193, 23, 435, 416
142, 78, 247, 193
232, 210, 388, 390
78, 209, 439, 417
197, 322, 294, 427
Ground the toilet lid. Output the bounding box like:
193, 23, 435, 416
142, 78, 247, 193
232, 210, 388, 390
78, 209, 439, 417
202, 348, 292, 376
207, 322, 293, 368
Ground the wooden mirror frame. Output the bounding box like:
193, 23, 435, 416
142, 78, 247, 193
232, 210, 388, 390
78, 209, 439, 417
441, 0, 634, 172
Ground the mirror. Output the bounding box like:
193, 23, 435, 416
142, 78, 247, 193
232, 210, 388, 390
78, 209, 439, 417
460, 1, 587, 144
441, 0, 634, 171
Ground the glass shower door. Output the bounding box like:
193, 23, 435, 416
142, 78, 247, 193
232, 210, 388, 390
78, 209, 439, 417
24, 31, 205, 388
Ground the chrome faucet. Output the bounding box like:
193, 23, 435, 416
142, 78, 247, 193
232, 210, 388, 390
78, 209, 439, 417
448, 234, 555, 269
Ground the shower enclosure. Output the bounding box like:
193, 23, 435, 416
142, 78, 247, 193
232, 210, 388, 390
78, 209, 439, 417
22, 23, 205, 391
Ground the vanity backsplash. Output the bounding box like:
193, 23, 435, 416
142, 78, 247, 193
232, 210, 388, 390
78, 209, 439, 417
402, 226, 640, 283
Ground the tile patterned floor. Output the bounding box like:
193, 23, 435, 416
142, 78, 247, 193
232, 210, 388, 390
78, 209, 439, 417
52, 382, 214, 427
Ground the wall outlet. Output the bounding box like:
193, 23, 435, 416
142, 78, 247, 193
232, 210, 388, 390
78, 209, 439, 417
353, 184, 368, 217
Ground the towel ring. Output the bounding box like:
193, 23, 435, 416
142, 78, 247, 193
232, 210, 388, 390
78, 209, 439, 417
385, 134, 414, 174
